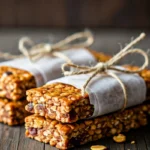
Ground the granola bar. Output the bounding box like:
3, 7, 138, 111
0, 98, 29, 125
26, 66, 150, 123
25, 103, 150, 149
26, 83, 92, 123
0, 66, 36, 101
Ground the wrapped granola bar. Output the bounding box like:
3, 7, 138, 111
0, 49, 111, 101
26, 68, 147, 123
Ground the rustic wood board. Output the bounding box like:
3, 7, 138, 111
0, 28, 150, 150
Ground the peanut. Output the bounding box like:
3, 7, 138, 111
113, 134, 126, 143
91, 145, 107, 150
131, 141, 135, 144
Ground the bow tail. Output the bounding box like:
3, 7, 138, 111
81, 69, 100, 96
107, 71, 127, 111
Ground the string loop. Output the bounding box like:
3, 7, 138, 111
62, 33, 149, 110
0, 30, 94, 62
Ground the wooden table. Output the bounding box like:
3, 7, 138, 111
0, 28, 150, 150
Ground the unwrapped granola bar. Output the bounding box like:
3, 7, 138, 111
25, 103, 150, 149
26, 83, 93, 123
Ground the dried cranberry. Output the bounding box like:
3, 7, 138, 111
27, 103, 33, 112
37, 104, 45, 110
28, 127, 37, 136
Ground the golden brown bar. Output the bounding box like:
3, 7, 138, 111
0, 98, 29, 125
0, 66, 36, 101
25, 103, 150, 149
26, 83, 92, 123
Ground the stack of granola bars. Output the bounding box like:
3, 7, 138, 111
0, 66, 36, 125
25, 66, 150, 149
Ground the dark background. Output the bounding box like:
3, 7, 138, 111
0, 1, 150, 150
0, 0, 150, 28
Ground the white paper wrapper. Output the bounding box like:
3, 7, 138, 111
47, 72, 146, 118
0, 49, 96, 87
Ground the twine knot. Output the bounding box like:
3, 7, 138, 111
62, 33, 149, 111
43, 44, 52, 52
18, 30, 94, 62
95, 62, 108, 72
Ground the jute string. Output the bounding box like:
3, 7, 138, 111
0, 30, 94, 62
62, 33, 149, 110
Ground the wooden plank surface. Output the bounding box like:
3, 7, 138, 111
0, 28, 150, 150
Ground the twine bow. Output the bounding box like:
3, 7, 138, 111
62, 33, 149, 110
0, 30, 94, 62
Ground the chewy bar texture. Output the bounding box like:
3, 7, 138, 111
25, 103, 150, 149
0, 98, 29, 125
26, 66, 150, 123
0, 66, 36, 101
26, 83, 92, 123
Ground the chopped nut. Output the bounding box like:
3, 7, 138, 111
91, 145, 107, 150
91, 125, 96, 130
113, 134, 126, 143
131, 141, 135, 144
95, 129, 102, 134
88, 130, 94, 135
85, 120, 93, 125
110, 128, 117, 135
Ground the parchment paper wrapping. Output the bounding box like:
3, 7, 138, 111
47, 72, 146, 118
0, 48, 96, 87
